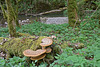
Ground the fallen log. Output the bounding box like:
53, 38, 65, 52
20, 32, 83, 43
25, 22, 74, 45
0, 35, 46, 59
0, 33, 62, 61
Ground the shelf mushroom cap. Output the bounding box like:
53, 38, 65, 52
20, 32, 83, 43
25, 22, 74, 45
23, 49, 46, 57
40, 38, 53, 47
46, 47, 52, 53
30, 54, 46, 60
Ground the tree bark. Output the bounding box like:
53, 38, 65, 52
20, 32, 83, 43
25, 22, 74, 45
68, 0, 79, 27
5, 0, 17, 37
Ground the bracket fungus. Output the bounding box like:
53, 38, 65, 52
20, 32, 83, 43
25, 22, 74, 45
40, 38, 53, 50
23, 49, 46, 57
23, 37, 53, 60
46, 47, 52, 53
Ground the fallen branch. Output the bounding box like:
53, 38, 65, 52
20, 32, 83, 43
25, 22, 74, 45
20, 7, 67, 16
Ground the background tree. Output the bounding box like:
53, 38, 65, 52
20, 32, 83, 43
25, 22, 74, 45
0, 0, 21, 37
67, 0, 79, 27
0, 0, 17, 37
6, 0, 17, 37
0, 0, 20, 27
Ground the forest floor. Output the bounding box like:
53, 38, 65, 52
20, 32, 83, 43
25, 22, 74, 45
0, 20, 100, 66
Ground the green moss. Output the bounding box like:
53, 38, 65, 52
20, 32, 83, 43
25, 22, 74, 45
0, 36, 46, 58
61, 41, 69, 49
30, 36, 46, 50
17, 33, 31, 37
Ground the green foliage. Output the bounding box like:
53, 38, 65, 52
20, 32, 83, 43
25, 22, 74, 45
0, 56, 48, 67
0, 56, 28, 67
0, 27, 9, 37
50, 46, 100, 67
0, 19, 100, 67
39, 62, 48, 67
0, 17, 99, 44
16, 21, 69, 37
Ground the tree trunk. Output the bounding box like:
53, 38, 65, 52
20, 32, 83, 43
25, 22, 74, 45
5, 0, 17, 37
0, 2, 7, 20
68, 0, 79, 27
